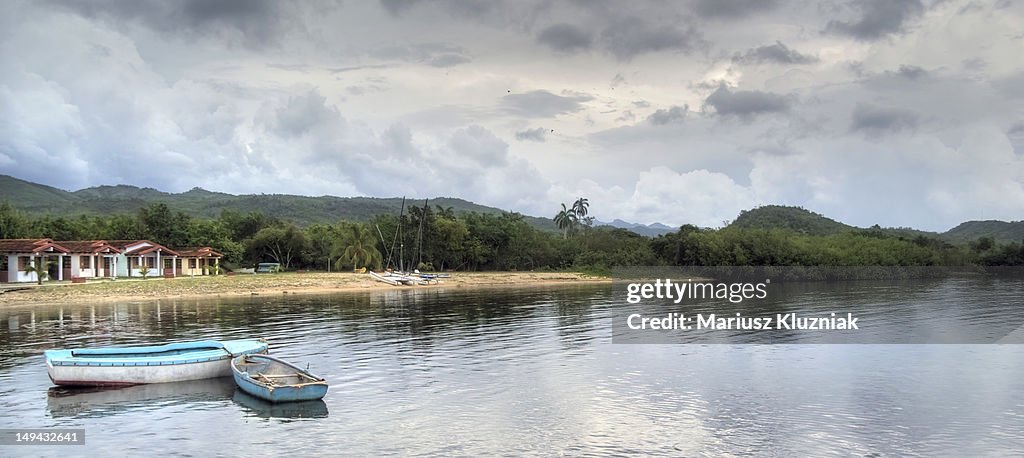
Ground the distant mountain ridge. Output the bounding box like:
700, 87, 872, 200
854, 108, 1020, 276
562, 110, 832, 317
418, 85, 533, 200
944, 220, 1024, 243
0, 174, 558, 230
595, 219, 675, 237
729, 205, 1023, 243
2, 175, 1022, 242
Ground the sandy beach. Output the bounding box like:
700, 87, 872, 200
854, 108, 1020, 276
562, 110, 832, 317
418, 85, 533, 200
0, 272, 610, 307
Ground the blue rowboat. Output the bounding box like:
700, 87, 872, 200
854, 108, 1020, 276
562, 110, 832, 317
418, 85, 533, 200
45, 339, 268, 386
231, 354, 328, 403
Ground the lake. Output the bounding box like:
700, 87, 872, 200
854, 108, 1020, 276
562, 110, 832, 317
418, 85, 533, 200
1, 282, 1023, 456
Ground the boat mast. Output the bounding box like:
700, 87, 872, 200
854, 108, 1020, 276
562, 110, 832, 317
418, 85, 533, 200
375, 224, 391, 268
415, 198, 428, 270
385, 197, 406, 270
398, 197, 406, 272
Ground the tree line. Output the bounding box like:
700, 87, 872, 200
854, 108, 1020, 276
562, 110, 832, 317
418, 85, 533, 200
0, 200, 1021, 272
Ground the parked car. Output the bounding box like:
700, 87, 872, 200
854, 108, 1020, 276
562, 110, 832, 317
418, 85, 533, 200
255, 263, 282, 273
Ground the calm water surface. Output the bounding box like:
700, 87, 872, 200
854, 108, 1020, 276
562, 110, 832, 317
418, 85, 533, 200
1, 283, 1023, 456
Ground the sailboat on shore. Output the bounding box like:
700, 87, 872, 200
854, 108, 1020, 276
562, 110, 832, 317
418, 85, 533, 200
368, 197, 441, 286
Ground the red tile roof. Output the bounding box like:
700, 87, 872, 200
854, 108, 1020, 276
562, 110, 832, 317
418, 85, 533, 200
0, 239, 211, 257
55, 240, 123, 254
0, 239, 70, 254
106, 240, 180, 257
177, 247, 224, 258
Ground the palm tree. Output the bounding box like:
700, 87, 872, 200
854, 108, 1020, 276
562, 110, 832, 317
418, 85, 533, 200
572, 197, 589, 219
22, 257, 54, 285
553, 203, 577, 239
333, 224, 383, 270
435, 205, 456, 220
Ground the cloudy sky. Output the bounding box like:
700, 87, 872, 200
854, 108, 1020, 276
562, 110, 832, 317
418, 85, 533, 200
2, 0, 1023, 231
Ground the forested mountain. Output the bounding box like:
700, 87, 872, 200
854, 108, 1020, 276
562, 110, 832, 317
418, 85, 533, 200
728, 205, 1022, 243
0, 174, 557, 231
2, 175, 1022, 246
944, 221, 1024, 243
729, 206, 854, 235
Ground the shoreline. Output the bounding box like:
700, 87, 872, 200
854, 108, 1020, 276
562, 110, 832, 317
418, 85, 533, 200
0, 272, 610, 308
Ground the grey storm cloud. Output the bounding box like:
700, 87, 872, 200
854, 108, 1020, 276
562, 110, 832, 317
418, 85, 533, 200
378, 0, 495, 19
895, 64, 927, 79
1010, 122, 1024, 153
267, 90, 343, 138
850, 103, 919, 134
732, 41, 818, 65
514, 127, 548, 142
379, 0, 418, 15
46, 0, 291, 48
647, 105, 689, 125
703, 86, 791, 118
535, 15, 703, 60
691, 0, 779, 19
1010, 122, 1024, 136
600, 16, 703, 61
501, 90, 593, 118
447, 125, 510, 166
825, 0, 924, 41
537, 23, 593, 52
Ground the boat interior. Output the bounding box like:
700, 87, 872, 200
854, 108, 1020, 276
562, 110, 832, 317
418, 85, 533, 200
237, 356, 323, 386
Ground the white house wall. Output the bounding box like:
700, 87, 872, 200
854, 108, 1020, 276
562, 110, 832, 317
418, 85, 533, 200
9, 255, 38, 283
5, 255, 17, 282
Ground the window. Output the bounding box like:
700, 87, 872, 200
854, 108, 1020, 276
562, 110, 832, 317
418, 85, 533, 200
18, 256, 30, 270
80, 256, 90, 269
189, 259, 197, 269
0, 256, 8, 271
62, 256, 71, 269
146, 257, 155, 268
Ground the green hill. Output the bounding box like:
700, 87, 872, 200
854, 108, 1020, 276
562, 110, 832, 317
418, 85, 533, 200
0, 175, 78, 210
0, 174, 557, 231
728, 205, 941, 239
729, 205, 855, 235
728, 205, 1024, 244
944, 220, 1024, 243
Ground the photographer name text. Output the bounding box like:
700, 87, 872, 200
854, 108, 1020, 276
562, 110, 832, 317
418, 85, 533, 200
626, 312, 859, 330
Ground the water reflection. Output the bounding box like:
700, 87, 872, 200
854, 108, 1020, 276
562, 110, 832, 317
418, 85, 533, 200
232, 390, 329, 419
46, 377, 236, 419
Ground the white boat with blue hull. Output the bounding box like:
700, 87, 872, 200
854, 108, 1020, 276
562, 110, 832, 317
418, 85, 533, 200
45, 339, 269, 387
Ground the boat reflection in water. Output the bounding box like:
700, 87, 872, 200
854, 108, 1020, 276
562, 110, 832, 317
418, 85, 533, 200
46, 377, 236, 418
232, 390, 329, 419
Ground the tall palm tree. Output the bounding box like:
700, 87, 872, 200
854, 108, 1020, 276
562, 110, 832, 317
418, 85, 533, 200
553, 203, 577, 239
334, 224, 383, 270
572, 197, 589, 219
